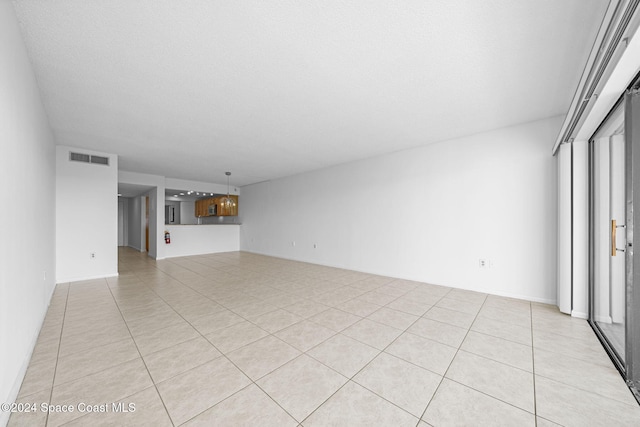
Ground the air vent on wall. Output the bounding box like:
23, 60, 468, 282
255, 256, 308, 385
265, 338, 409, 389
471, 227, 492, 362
69, 151, 110, 166
69, 152, 90, 163
90, 155, 109, 165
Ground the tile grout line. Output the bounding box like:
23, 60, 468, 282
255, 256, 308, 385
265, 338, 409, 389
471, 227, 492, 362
425, 301, 538, 417
152, 255, 348, 332
415, 293, 542, 422
127, 257, 304, 425
442, 337, 533, 374
186, 300, 308, 422
43, 283, 70, 427
105, 277, 176, 427
415, 288, 487, 424
212, 270, 402, 425
296, 304, 420, 423
299, 288, 454, 425
127, 262, 251, 424
303, 288, 478, 425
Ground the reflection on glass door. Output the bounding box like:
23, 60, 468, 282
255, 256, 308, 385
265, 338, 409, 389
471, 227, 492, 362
591, 101, 626, 362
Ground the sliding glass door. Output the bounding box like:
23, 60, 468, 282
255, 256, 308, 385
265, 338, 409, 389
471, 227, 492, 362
589, 89, 640, 398
590, 101, 626, 362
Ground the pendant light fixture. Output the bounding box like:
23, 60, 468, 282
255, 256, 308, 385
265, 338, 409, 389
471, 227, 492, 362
221, 171, 236, 213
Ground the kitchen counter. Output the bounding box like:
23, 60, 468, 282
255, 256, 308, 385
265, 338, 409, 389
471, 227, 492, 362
164, 224, 239, 258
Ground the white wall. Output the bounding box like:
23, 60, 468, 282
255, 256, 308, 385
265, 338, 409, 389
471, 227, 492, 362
0, 3, 56, 425
56, 145, 118, 282
241, 116, 562, 303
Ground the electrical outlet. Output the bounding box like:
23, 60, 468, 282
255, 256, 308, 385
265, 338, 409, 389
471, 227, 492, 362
291, 241, 296, 247
90, 252, 96, 259
479, 259, 493, 269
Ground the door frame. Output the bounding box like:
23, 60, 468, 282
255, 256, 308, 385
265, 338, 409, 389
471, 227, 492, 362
145, 195, 150, 252
624, 88, 640, 393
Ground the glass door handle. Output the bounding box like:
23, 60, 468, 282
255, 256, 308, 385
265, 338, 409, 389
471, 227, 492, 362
612, 219, 626, 256
613, 219, 617, 256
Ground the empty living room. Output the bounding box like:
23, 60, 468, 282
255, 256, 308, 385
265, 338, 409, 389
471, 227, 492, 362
3, 1, 640, 426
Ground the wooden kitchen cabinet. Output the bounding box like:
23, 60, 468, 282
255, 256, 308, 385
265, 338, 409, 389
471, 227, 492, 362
194, 196, 238, 217
195, 198, 209, 217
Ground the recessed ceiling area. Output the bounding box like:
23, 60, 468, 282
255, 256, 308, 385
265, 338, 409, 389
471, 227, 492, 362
165, 189, 223, 202
13, 0, 609, 187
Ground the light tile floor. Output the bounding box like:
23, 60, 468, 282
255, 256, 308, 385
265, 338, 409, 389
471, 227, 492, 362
9, 247, 640, 426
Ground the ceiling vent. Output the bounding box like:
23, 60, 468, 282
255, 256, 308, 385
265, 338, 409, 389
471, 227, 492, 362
69, 151, 110, 166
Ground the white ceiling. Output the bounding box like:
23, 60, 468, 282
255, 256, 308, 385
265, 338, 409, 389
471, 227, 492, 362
13, 0, 608, 187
